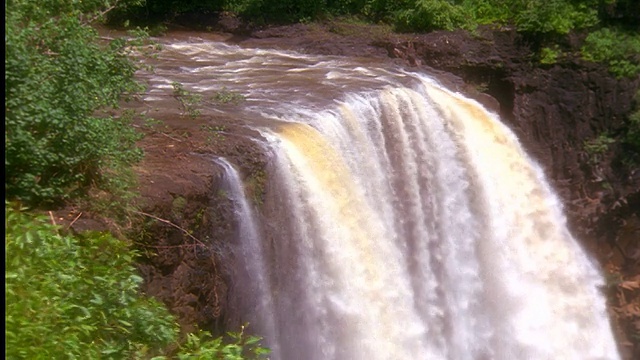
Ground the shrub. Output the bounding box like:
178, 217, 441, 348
5, 204, 271, 359
394, 0, 474, 32
461, 0, 510, 26
173, 327, 271, 359
5, 0, 145, 206
5, 204, 178, 359
540, 46, 562, 64
512, 0, 599, 34
581, 27, 640, 78
460, 0, 600, 34
584, 133, 616, 165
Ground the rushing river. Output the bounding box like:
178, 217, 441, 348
140, 34, 620, 360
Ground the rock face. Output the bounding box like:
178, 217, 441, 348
124, 113, 267, 334
129, 18, 639, 358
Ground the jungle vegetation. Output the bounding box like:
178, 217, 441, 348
114, 0, 640, 77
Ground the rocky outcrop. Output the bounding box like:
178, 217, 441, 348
125, 114, 267, 334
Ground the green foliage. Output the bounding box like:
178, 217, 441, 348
171, 326, 270, 359
211, 87, 247, 105
172, 82, 203, 118
584, 133, 616, 165
584, 133, 615, 154
5, 0, 146, 206
118, 0, 621, 37
109, 0, 226, 25
460, 0, 509, 25
380, 0, 600, 34
360, 0, 410, 22
540, 46, 562, 64
6, 203, 271, 359
394, 0, 474, 32
581, 27, 640, 78
514, 0, 598, 34
5, 204, 178, 359
201, 125, 228, 145
460, 0, 599, 33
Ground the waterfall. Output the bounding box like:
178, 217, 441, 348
147, 39, 620, 359
253, 80, 620, 359
213, 157, 280, 357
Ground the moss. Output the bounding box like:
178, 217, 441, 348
245, 168, 267, 207
171, 196, 188, 220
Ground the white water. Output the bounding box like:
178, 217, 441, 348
148, 37, 620, 360
213, 157, 280, 357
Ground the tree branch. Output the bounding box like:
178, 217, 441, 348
84, 1, 120, 25
132, 210, 208, 248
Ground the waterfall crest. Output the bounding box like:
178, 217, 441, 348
252, 81, 619, 360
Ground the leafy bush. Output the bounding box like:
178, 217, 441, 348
461, 0, 510, 25
172, 327, 270, 359
581, 27, 640, 78
5, 204, 271, 359
540, 46, 562, 64
394, 0, 474, 32
109, 0, 226, 24
172, 82, 203, 118
459, 0, 600, 34
5, 0, 145, 206
5, 204, 178, 359
511, 0, 599, 34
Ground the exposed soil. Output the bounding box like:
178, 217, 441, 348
61, 14, 639, 358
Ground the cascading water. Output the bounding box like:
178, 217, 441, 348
145, 36, 620, 360
213, 157, 280, 357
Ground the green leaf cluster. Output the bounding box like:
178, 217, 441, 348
5, 0, 145, 206
463, 0, 599, 34
170, 327, 270, 360
539, 46, 562, 65
581, 27, 640, 78
6, 204, 178, 359
211, 87, 247, 105
172, 82, 203, 118
394, 0, 475, 32
5, 203, 271, 359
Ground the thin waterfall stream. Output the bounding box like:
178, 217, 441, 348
142, 35, 620, 360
